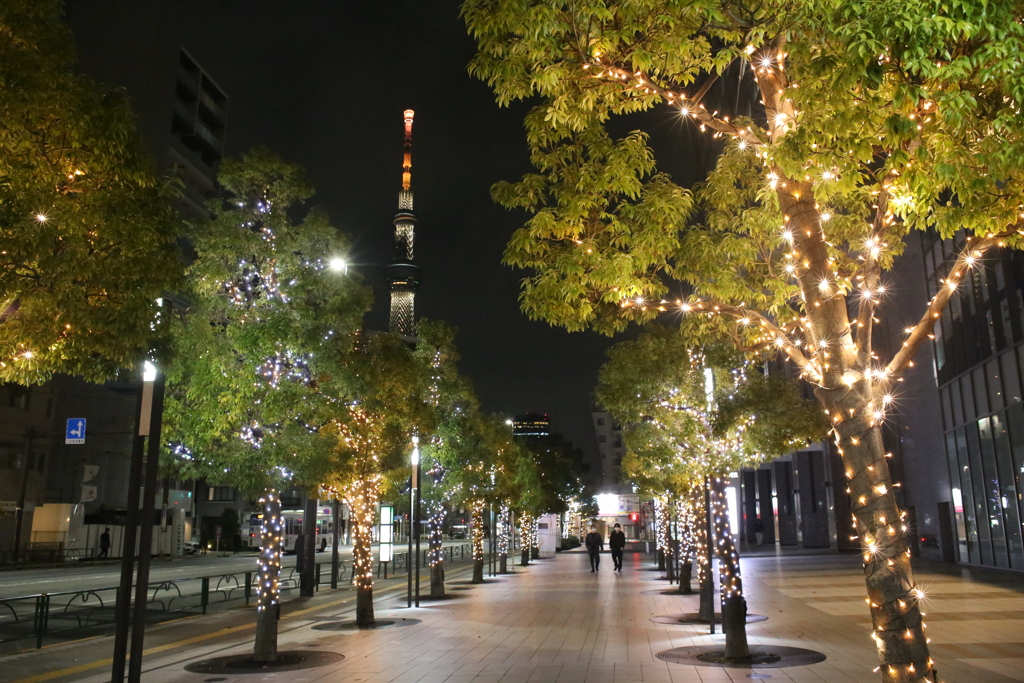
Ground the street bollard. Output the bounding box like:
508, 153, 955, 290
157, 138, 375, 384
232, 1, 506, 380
315, 563, 321, 591
244, 571, 252, 605
201, 577, 209, 615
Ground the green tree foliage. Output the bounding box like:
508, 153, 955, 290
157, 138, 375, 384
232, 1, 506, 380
597, 327, 825, 491
0, 0, 181, 383
164, 148, 369, 493
161, 149, 369, 660
463, 1, 1024, 677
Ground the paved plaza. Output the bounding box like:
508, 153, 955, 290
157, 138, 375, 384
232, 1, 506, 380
5, 547, 1024, 683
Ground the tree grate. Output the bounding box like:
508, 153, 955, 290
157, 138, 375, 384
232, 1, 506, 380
185, 651, 344, 674
312, 618, 421, 631
650, 612, 768, 625
656, 645, 826, 669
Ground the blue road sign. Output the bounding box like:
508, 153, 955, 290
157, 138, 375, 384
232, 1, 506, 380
66, 418, 86, 444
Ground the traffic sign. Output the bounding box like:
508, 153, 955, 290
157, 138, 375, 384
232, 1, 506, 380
65, 418, 86, 444
215, 525, 222, 538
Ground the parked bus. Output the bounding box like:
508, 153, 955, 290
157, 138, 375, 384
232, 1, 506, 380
248, 507, 334, 552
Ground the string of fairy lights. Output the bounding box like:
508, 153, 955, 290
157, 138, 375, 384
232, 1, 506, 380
255, 491, 283, 613
497, 504, 510, 557
579, 44, 960, 679
338, 407, 382, 592
518, 513, 534, 559
471, 499, 486, 563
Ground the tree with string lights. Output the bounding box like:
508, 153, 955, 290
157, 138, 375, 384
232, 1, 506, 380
0, 0, 181, 384
324, 330, 435, 626
597, 327, 824, 659
444, 413, 509, 583
464, 1, 1024, 678
162, 149, 369, 662
391, 319, 478, 599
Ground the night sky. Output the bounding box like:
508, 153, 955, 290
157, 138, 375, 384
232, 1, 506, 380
64, 1, 706, 475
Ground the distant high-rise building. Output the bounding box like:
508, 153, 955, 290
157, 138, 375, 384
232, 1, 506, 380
512, 413, 550, 438
168, 49, 228, 219
591, 410, 625, 490
388, 110, 422, 337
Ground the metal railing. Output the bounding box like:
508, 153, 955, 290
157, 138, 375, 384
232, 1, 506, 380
0, 542, 472, 650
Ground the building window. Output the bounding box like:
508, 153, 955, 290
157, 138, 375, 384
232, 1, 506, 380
7, 384, 29, 410
598, 435, 607, 443
597, 418, 605, 426
208, 486, 235, 502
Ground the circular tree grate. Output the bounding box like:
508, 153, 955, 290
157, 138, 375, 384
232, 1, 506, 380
656, 645, 826, 669
408, 593, 467, 602
651, 613, 768, 625
185, 651, 344, 674
312, 618, 421, 631
450, 579, 506, 585
640, 589, 695, 596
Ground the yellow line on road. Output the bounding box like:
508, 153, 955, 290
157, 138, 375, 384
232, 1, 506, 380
11, 586, 379, 683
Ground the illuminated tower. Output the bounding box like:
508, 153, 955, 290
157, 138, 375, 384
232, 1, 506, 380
388, 109, 421, 337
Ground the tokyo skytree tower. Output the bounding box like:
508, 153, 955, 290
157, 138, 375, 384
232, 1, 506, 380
388, 109, 422, 337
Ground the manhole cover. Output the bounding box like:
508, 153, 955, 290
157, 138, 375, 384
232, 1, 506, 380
651, 613, 768, 625
656, 645, 826, 669
640, 589, 694, 596
185, 651, 344, 674
312, 618, 421, 631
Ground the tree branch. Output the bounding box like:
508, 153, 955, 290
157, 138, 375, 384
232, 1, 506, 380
683, 298, 810, 368
886, 226, 1022, 379
586, 58, 766, 149
854, 186, 891, 363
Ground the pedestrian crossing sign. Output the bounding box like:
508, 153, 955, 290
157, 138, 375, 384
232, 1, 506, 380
66, 418, 86, 444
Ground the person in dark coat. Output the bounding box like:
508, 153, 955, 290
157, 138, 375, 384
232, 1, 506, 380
609, 523, 626, 571
584, 525, 603, 572
98, 528, 111, 559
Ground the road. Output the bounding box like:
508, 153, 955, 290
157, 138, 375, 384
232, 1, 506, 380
0, 539, 474, 598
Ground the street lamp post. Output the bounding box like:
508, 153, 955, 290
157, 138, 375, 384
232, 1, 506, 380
407, 435, 421, 608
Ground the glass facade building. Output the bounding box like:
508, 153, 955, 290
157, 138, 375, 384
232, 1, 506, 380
925, 232, 1024, 570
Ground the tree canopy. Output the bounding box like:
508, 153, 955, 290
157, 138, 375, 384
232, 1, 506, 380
163, 148, 370, 494
1, 0, 181, 383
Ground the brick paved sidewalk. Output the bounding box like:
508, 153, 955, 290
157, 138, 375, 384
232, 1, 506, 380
9, 548, 1024, 682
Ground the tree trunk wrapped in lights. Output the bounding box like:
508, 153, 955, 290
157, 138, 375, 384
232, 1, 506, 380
462, 1, 1024, 677
665, 501, 677, 583
428, 502, 446, 598
711, 477, 750, 660
530, 517, 539, 559
696, 489, 713, 619
470, 498, 485, 583
345, 475, 379, 626
656, 497, 669, 571
674, 493, 697, 595
497, 504, 510, 574
519, 512, 532, 566
253, 491, 283, 662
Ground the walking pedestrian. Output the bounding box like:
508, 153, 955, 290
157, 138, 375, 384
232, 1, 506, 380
754, 517, 764, 547
609, 523, 625, 571
98, 527, 111, 559
585, 525, 603, 572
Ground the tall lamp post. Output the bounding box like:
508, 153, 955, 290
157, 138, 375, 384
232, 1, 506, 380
407, 434, 421, 607
111, 358, 165, 683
